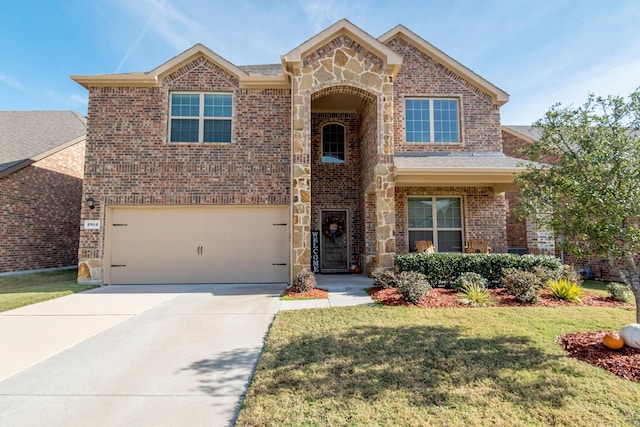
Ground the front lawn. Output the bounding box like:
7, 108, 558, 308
237, 304, 640, 426
0, 269, 97, 312
581, 280, 615, 297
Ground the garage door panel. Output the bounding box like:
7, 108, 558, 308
108, 206, 288, 284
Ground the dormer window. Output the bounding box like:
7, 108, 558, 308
169, 93, 232, 143
405, 98, 459, 143
322, 123, 345, 163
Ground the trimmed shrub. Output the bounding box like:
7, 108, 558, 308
371, 267, 397, 289
458, 282, 495, 307
453, 272, 488, 292
548, 278, 583, 303
607, 282, 632, 303
396, 271, 431, 305
501, 268, 543, 304
395, 253, 561, 288
290, 268, 316, 293
558, 265, 582, 285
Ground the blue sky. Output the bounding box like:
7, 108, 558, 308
1, 0, 639, 124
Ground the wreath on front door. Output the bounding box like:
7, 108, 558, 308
322, 216, 345, 243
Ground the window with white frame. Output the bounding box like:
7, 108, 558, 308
321, 123, 346, 163
408, 196, 463, 252
405, 98, 459, 143
169, 93, 232, 143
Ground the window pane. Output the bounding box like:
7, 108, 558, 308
203, 119, 231, 143
204, 94, 232, 118
408, 198, 433, 228
409, 230, 434, 253
436, 198, 462, 228
438, 230, 463, 252
322, 123, 345, 163
405, 99, 430, 143
433, 99, 459, 142
170, 119, 199, 142
171, 94, 199, 117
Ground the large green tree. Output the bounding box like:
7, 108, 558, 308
516, 90, 640, 322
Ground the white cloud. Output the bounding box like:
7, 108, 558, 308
301, 0, 344, 33
0, 73, 23, 89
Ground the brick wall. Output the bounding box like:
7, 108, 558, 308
0, 141, 85, 272
395, 186, 507, 254
79, 58, 291, 262
386, 37, 502, 153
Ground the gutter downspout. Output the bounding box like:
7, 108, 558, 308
282, 56, 295, 285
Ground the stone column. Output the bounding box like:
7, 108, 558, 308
525, 213, 555, 255
375, 164, 396, 268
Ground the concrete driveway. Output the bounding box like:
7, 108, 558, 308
0, 283, 285, 427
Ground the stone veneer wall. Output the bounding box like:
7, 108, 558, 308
0, 141, 85, 272
78, 57, 291, 283
358, 96, 380, 255
395, 186, 507, 254
290, 35, 396, 275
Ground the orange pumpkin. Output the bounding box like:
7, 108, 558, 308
603, 332, 625, 350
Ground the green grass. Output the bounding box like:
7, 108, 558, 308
581, 280, 612, 297
0, 269, 97, 312
237, 304, 640, 426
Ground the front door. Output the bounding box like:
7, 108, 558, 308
320, 210, 349, 272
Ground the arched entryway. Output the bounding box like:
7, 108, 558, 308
310, 86, 379, 273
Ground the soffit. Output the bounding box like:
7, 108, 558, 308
379, 25, 509, 106
312, 93, 365, 113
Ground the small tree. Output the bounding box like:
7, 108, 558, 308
516, 89, 640, 322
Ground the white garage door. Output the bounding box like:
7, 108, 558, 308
107, 206, 289, 284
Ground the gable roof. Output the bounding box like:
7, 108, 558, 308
379, 25, 509, 106
282, 19, 403, 77
501, 125, 542, 142
72, 44, 289, 89
71, 19, 508, 99
0, 111, 86, 177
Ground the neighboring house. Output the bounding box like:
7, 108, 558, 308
0, 111, 86, 273
72, 19, 547, 285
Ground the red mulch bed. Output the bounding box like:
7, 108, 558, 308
369, 286, 633, 309
370, 286, 639, 383
557, 331, 640, 383
283, 288, 329, 299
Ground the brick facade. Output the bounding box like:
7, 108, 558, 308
395, 186, 507, 254
387, 37, 502, 154
0, 141, 85, 272
78, 58, 291, 281
75, 20, 521, 284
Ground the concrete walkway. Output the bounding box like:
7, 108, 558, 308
0, 275, 374, 426
280, 273, 375, 310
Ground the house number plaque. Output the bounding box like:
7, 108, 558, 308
84, 220, 100, 230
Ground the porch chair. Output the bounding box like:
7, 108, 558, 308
415, 240, 435, 253
464, 239, 491, 254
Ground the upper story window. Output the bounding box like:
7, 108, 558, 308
405, 98, 459, 143
322, 123, 345, 163
169, 93, 232, 143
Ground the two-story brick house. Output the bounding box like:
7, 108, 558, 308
72, 19, 531, 285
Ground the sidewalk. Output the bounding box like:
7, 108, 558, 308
280, 273, 375, 311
